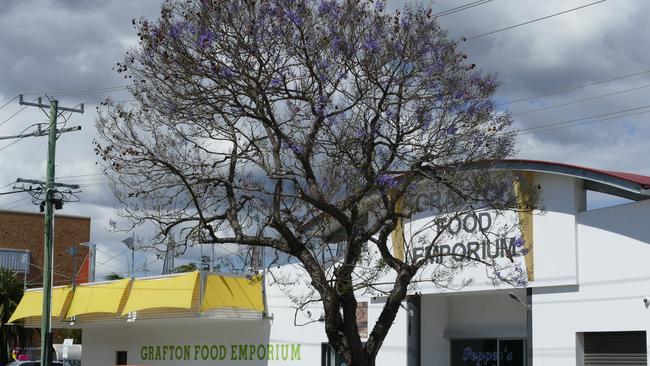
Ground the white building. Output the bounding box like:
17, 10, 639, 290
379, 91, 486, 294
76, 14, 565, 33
8, 160, 650, 366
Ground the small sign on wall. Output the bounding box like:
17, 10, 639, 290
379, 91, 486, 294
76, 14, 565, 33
356, 302, 368, 339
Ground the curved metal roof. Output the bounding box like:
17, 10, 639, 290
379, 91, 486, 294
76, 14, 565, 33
495, 159, 650, 201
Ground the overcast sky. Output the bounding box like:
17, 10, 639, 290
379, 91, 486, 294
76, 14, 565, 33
0, 0, 647, 280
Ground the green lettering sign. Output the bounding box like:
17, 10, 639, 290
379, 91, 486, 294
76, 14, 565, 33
139, 343, 303, 363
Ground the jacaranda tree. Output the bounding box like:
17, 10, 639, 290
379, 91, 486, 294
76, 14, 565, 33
96, 1, 533, 364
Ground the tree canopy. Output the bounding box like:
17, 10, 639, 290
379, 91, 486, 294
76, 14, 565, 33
96, 1, 532, 365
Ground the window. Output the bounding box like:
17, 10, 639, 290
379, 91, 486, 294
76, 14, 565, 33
582, 331, 646, 365
115, 350, 127, 365
322, 343, 347, 366
450, 338, 526, 366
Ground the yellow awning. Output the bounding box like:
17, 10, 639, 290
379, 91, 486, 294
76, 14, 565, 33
121, 271, 199, 315
66, 279, 131, 317
8, 286, 73, 323
201, 274, 264, 312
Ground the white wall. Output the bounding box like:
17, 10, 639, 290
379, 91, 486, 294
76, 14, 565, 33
532, 199, 650, 365
530, 173, 583, 288
420, 290, 527, 366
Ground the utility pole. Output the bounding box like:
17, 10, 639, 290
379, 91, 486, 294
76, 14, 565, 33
15, 95, 83, 366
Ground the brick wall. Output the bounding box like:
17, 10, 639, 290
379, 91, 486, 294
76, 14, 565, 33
0, 210, 90, 288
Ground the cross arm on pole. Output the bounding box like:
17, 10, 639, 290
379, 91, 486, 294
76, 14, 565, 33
16, 178, 80, 190
19, 94, 84, 114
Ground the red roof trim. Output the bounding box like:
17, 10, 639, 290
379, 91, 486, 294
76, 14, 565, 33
503, 159, 650, 189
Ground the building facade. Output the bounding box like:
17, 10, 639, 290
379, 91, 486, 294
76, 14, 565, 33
0, 210, 91, 288
8, 160, 650, 366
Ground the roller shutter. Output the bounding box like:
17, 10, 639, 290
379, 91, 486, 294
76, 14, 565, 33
584, 331, 647, 365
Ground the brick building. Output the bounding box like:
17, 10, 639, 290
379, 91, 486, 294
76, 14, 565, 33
0, 210, 91, 288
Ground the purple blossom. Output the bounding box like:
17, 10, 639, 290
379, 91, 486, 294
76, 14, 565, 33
269, 78, 281, 87
316, 58, 330, 70
495, 270, 503, 281
472, 133, 485, 146
219, 66, 234, 79
169, 22, 186, 38
483, 73, 498, 89
422, 113, 434, 129
469, 71, 482, 85
322, 177, 330, 191
285, 10, 303, 26
363, 37, 379, 52
374, 0, 386, 12
515, 277, 528, 287
325, 114, 341, 127
197, 30, 215, 48
439, 126, 457, 139
318, 0, 336, 15
330, 35, 348, 54
316, 95, 328, 114
385, 108, 396, 121
400, 15, 411, 30
286, 140, 305, 155
377, 174, 399, 188
514, 237, 525, 248
432, 60, 445, 74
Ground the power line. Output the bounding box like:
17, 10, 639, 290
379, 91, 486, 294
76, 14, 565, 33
500, 68, 650, 106
0, 95, 19, 111
53, 173, 105, 179
0, 181, 16, 190
95, 248, 131, 269
514, 104, 650, 135
465, 0, 607, 41
517, 109, 650, 136
512, 83, 650, 116
22, 85, 130, 97
0, 105, 28, 128
0, 123, 44, 151
434, 0, 493, 17
0, 197, 27, 209
3, 199, 32, 211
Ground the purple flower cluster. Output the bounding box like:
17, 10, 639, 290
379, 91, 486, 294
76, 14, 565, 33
514, 237, 525, 248
269, 78, 281, 88
363, 37, 379, 52
317, 0, 336, 15
285, 140, 305, 155
285, 9, 303, 26
377, 174, 399, 188
219, 66, 234, 79
374, 0, 387, 12
513, 264, 528, 287
169, 22, 186, 39
316, 95, 328, 115
422, 113, 434, 129
440, 126, 458, 139
384, 108, 397, 121
197, 30, 215, 48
